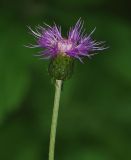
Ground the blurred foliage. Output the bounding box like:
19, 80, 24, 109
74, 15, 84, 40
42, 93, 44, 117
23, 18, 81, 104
0, 0, 131, 160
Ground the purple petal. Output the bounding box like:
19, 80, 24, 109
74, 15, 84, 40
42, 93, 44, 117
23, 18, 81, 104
68, 18, 83, 43
27, 19, 107, 61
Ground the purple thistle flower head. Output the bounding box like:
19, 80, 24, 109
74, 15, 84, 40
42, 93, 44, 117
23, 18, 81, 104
28, 18, 106, 62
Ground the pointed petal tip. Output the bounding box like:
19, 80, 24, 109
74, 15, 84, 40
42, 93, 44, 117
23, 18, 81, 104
24, 44, 40, 48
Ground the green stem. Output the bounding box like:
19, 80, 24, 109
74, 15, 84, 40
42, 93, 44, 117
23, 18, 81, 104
49, 80, 62, 160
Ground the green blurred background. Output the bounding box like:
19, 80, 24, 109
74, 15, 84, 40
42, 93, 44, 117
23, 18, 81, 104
0, 0, 131, 160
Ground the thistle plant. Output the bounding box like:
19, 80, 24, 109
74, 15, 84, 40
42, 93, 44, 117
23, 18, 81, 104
27, 18, 106, 160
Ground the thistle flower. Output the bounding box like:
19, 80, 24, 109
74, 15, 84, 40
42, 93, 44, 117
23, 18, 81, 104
26, 19, 107, 160
27, 19, 106, 80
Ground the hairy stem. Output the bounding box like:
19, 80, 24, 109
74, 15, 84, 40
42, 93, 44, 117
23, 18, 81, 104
49, 80, 62, 160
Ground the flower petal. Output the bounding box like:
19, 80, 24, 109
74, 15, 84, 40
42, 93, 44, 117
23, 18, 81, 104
68, 18, 83, 43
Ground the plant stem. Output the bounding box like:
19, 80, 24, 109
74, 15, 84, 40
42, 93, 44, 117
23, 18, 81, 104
49, 80, 62, 160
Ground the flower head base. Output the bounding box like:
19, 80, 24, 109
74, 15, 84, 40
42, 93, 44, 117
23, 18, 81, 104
48, 54, 74, 81
27, 19, 107, 80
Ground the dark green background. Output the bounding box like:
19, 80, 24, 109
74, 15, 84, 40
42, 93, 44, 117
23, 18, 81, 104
0, 0, 131, 160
